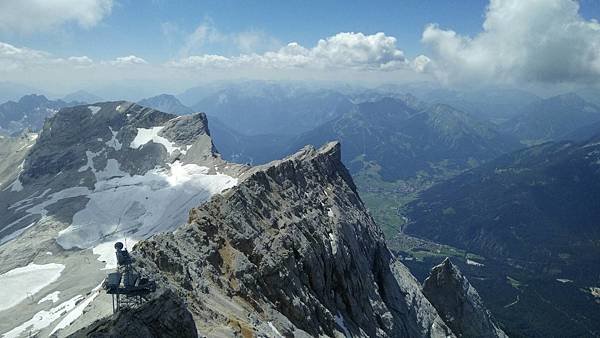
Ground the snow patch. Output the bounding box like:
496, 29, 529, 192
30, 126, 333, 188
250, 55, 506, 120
95, 158, 127, 180
105, 127, 122, 150
329, 233, 338, 255
78, 150, 99, 172
466, 259, 484, 267
2, 295, 82, 338
130, 126, 185, 155
335, 312, 351, 337
87, 106, 101, 115
57, 160, 237, 249
38, 291, 60, 304
8, 178, 23, 192
0, 221, 36, 245
50, 282, 102, 335
0, 263, 65, 312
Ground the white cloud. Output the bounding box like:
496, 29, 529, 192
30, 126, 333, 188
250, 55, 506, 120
67, 56, 94, 65
0, 31, 428, 96
422, 0, 600, 85
179, 20, 281, 57
0, 0, 113, 34
180, 21, 226, 56
234, 30, 281, 54
108, 55, 149, 66
170, 32, 411, 71
0, 42, 49, 71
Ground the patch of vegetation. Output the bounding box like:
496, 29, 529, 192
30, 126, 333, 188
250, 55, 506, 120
353, 164, 438, 239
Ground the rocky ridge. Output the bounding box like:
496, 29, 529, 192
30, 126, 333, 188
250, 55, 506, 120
423, 258, 507, 338
0, 101, 242, 337
93, 142, 468, 337
1, 101, 503, 338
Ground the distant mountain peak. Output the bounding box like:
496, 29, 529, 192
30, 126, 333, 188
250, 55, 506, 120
62, 90, 103, 104
423, 258, 507, 338
138, 94, 193, 115
504, 92, 600, 143
18, 93, 50, 104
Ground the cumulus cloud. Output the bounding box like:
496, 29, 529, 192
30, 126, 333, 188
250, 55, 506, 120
0, 0, 113, 34
66, 56, 94, 66
422, 0, 600, 85
0, 41, 97, 72
0, 42, 49, 71
108, 55, 149, 66
0, 31, 428, 96
170, 32, 411, 71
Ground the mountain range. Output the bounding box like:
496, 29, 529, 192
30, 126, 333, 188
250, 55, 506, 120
0, 95, 76, 135
2, 83, 600, 337
401, 134, 600, 336
290, 98, 521, 182
502, 93, 600, 144
190, 82, 354, 135
0, 102, 505, 337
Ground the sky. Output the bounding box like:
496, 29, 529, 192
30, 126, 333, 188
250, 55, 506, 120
1, 0, 600, 97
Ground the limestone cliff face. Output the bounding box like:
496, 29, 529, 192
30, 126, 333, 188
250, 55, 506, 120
422, 258, 507, 338
132, 142, 454, 337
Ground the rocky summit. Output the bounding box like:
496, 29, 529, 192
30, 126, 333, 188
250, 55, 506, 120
78, 142, 477, 338
0, 102, 241, 337
423, 258, 506, 338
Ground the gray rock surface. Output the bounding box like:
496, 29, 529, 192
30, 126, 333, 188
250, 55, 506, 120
0, 101, 243, 337
422, 258, 507, 338
130, 142, 454, 337
0, 132, 36, 188
70, 290, 197, 338
0, 100, 500, 338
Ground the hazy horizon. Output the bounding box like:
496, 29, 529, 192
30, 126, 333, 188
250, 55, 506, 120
1, 0, 600, 99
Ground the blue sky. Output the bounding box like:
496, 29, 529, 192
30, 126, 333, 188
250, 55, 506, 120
1, 0, 600, 96
3, 0, 495, 61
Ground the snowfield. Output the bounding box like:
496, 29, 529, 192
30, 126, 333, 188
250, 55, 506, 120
5, 149, 237, 250
2, 295, 82, 338
37, 291, 60, 304
57, 160, 237, 249
0, 263, 65, 312
130, 126, 185, 155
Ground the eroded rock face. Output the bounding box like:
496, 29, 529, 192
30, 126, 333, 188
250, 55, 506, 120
133, 142, 454, 337
422, 258, 507, 338
70, 290, 197, 338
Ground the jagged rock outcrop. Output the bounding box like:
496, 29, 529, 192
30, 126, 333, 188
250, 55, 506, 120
422, 258, 507, 338
70, 290, 197, 338
130, 142, 454, 337
0, 102, 242, 337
